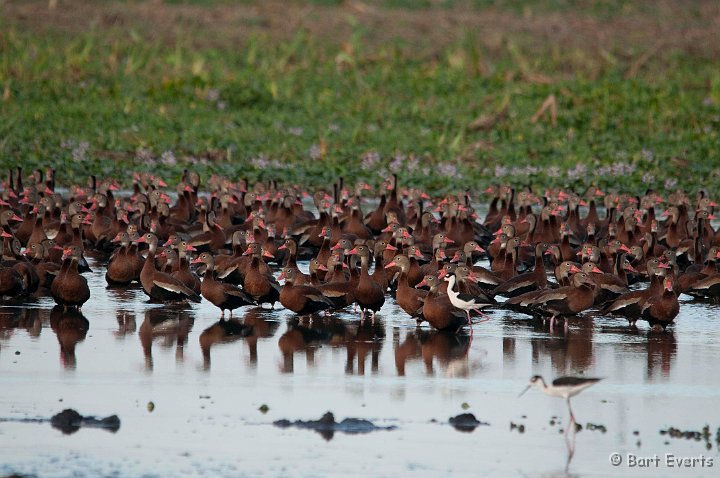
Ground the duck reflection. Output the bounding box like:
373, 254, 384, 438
114, 310, 136, 338
50, 306, 89, 369
139, 306, 194, 370
278, 317, 346, 374
199, 318, 252, 370
344, 318, 384, 376
242, 308, 281, 366
647, 331, 677, 380
0, 306, 43, 339
394, 328, 470, 377
530, 318, 594, 376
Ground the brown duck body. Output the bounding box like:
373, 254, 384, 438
641, 284, 679, 330
138, 234, 201, 303
417, 276, 467, 332
350, 245, 385, 317
522, 272, 596, 321
244, 255, 281, 307
279, 269, 334, 315
51, 249, 90, 308
194, 253, 254, 317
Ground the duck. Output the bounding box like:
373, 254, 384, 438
106, 232, 141, 286
641, 276, 680, 331
519, 271, 597, 327
384, 254, 426, 323
493, 242, 549, 298
137, 232, 201, 303
242, 243, 281, 307
348, 244, 385, 320
600, 258, 669, 325
193, 252, 255, 317
414, 275, 468, 333
278, 268, 335, 315
51, 246, 90, 309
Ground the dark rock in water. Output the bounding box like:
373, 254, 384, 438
273, 411, 396, 441
449, 413, 489, 432
50, 409, 121, 435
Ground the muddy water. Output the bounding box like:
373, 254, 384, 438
1, 256, 720, 477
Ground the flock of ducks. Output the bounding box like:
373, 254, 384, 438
1, 168, 719, 335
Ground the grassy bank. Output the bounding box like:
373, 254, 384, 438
1, 0, 719, 194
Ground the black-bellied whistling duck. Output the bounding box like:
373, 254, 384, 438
106, 232, 141, 286
504, 262, 580, 314
520, 271, 596, 327
385, 255, 426, 323
51, 246, 90, 309
641, 276, 680, 331
193, 253, 255, 317
414, 275, 467, 333
601, 258, 669, 326
495, 236, 522, 281
493, 242, 549, 298
323, 251, 350, 284
450, 249, 501, 289
342, 199, 373, 240
676, 247, 719, 293
2, 234, 40, 294
137, 233, 201, 303
278, 268, 335, 315
26, 205, 49, 250
402, 245, 426, 288
24, 242, 60, 292
682, 258, 720, 302
242, 243, 280, 307
370, 240, 393, 291
190, 211, 227, 253
314, 227, 332, 277
0, 262, 25, 296
488, 233, 508, 269
348, 244, 385, 320
278, 237, 309, 285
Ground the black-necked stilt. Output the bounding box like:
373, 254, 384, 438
519, 375, 602, 433
443, 272, 493, 325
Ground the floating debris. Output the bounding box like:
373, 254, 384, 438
274, 412, 396, 440
586, 422, 607, 433
50, 409, 120, 434
510, 421, 525, 433
449, 413, 488, 432
258, 404, 270, 414
0, 409, 120, 435
147, 401, 155, 413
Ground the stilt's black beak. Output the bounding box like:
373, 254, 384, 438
518, 384, 531, 398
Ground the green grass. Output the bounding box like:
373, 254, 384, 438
1, 1, 718, 195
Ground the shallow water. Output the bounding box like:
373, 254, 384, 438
1, 254, 720, 477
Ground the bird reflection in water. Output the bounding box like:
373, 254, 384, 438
199, 309, 281, 370
344, 317, 384, 376
139, 306, 194, 370
114, 310, 136, 338
0, 306, 43, 340
50, 305, 89, 369
394, 328, 471, 377
647, 331, 677, 379
278, 316, 346, 374
530, 317, 594, 377
199, 318, 251, 370
242, 308, 280, 366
